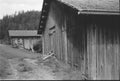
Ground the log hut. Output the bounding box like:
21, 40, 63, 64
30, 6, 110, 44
9, 30, 41, 52
38, 0, 120, 80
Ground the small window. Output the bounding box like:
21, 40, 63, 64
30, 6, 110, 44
49, 26, 56, 35
49, 26, 55, 30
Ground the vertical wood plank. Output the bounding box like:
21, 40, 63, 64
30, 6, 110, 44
87, 29, 90, 78
63, 30, 67, 63
42, 35, 45, 55
67, 39, 70, 64
71, 41, 73, 68
57, 28, 60, 60
90, 27, 97, 80
59, 29, 62, 61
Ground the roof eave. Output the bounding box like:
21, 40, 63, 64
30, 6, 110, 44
58, 0, 120, 15
37, 0, 52, 34
78, 10, 120, 15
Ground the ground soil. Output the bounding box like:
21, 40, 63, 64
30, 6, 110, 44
0, 44, 84, 80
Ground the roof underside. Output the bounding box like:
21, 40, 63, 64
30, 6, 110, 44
37, 0, 119, 34
59, 0, 120, 14
9, 30, 41, 37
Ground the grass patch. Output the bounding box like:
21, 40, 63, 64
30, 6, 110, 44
0, 56, 13, 79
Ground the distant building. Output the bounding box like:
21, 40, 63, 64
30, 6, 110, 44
9, 30, 41, 52
38, 0, 120, 80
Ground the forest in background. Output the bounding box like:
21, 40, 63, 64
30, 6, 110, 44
0, 10, 41, 40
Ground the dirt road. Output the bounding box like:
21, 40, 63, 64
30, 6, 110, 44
0, 44, 55, 80
0, 44, 83, 80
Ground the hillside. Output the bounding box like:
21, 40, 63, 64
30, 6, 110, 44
0, 11, 41, 40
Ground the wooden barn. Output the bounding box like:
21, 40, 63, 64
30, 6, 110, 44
38, 0, 120, 80
9, 30, 41, 52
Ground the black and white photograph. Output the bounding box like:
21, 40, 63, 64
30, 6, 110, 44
0, 0, 120, 80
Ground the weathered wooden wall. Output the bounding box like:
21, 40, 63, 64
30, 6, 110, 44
43, 1, 67, 63
11, 37, 40, 52
86, 16, 120, 80
66, 13, 86, 72
43, 1, 120, 80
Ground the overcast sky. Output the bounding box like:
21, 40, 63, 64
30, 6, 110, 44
0, 0, 43, 19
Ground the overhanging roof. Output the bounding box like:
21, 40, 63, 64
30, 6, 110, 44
38, 0, 120, 34
58, 0, 120, 15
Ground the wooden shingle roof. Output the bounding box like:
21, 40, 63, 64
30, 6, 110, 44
38, 0, 120, 34
58, 0, 120, 15
9, 30, 41, 37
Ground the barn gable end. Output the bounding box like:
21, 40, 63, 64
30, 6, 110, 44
38, 0, 120, 80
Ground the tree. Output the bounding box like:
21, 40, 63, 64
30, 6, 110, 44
0, 10, 41, 40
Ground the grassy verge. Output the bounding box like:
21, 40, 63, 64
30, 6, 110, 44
0, 56, 13, 79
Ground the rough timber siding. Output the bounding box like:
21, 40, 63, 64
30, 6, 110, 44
11, 38, 24, 48
86, 15, 120, 80
43, 1, 87, 71
66, 14, 120, 80
24, 39, 31, 49
11, 37, 40, 52
43, 1, 68, 63
43, 0, 120, 80
23, 38, 40, 51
